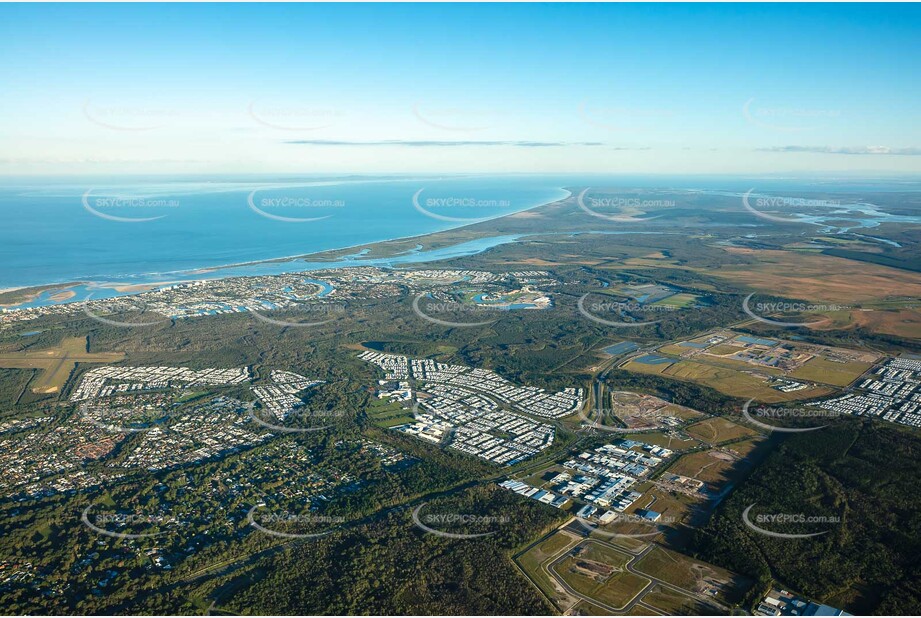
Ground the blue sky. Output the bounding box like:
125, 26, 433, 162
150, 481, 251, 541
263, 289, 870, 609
0, 3, 919, 175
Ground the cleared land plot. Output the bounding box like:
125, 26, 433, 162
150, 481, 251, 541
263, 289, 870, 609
588, 529, 650, 554
721, 438, 762, 459
609, 391, 705, 430
0, 337, 124, 394
642, 584, 723, 615
666, 439, 762, 491
553, 542, 650, 610
627, 487, 702, 530
516, 531, 582, 610
789, 356, 874, 387
685, 417, 759, 444
625, 431, 700, 451
634, 545, 750, 603
623, 357, 832, 403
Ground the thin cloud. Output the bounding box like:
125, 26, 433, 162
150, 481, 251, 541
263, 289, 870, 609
759, 145, 921, 156
284, 139, 609, 148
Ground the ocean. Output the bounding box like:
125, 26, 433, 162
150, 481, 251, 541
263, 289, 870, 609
2, 173, 917, 296
0, 176, 570, 290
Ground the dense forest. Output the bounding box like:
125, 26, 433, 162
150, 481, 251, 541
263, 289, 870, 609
690, 418, 921, 614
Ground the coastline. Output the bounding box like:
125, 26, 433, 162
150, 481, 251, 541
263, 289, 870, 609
0, 188, 574, 307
